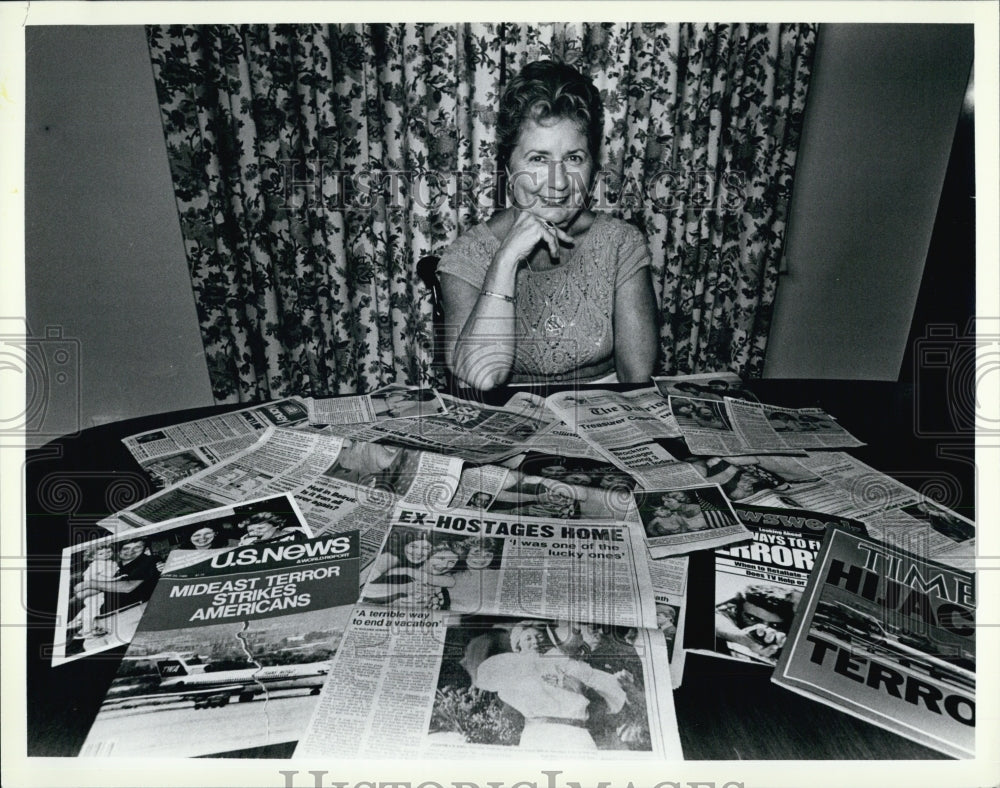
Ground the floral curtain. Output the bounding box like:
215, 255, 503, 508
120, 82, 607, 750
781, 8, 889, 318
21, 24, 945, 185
148, 23, 816, 402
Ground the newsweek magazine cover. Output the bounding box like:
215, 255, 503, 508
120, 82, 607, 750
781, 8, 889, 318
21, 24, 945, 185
52, 494, 311, 666
684, 504, 867, 668
773, 528, 975, 758
79, 531, 360, 757
295, 610, 682, 760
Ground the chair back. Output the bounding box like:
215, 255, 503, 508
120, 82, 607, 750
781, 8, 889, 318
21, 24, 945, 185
416, 255, 450, 386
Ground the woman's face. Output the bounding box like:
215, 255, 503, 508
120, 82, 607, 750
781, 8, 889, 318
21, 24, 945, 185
465, 543, 494, 570
428, 549, 459, 575
508, 117, 593, 227
246, 520, 279, 540
404, 538, 432, 564
515, 627, 544, 654
190, 527, 216, 549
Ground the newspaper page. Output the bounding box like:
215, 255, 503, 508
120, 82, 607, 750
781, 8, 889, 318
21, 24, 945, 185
503, 391, 606, 458
79, 532, 360, 757
121, 398, 310, 488
652, 372, 760, 403
308, 384, 448, 424
481, 450, 640, 521
789, 451, 921, 517
320, 393, 553, 464
101, 428, 463, 567
684, 503, 867, 669
544, 388, 705, 490
633, 484, 749, 559
358, 504, 657, 630
773, 528, 975, 758
295, 610, 682, 760
761, 403, 866, 450
52, 494, 311, 666
646, 555, 689, 688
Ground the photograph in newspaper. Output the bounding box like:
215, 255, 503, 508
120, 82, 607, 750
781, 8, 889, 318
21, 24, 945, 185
652, 372, 759, 403
53, 495, 312, 665
685, 453, 821, 505
430, 617, 653, 752
123, 398, 310, 488
359, 506, 657, 629
319, 439, 425, 495
486, 451, 638, 520
687, 504, 868, 667
360, 525, 503, 612
295, 609, 682, 760
773, 528, 975, 758
633, 484, 748, 559
79, 532, 361, 758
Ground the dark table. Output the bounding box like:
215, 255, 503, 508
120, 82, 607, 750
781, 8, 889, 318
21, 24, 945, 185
23, 380, 974, 759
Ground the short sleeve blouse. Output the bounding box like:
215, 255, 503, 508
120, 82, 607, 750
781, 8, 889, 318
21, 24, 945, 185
437, 213, 651, 381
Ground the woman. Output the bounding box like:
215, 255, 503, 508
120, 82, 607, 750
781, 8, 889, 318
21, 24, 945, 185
363, 542, 460, 609
235, 512, 304, 545
438, 60, 658, 390
186, 525, 232, 550
475, 621, 628, 751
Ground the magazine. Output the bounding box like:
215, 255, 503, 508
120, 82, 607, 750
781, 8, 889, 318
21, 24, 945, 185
772, 528, 975, 758
684, 504, 867, 668
79, 531, 361, 757
52, 494, 311, 666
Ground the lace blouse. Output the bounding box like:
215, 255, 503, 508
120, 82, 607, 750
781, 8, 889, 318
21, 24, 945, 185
437, 213, 651, 382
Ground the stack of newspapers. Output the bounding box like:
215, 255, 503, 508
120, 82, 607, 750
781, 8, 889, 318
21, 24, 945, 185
52, 378, 975, 759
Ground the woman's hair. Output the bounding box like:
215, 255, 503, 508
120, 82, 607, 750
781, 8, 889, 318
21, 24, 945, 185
497, 60, 604, 174
509, 622, 547, 652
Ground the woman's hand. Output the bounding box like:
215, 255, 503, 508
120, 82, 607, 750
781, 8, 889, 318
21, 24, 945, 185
495, 210, 575, 266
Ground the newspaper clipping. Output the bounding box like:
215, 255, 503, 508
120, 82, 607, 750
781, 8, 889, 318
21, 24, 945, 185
295, 610, 683, 760
309, 384, 448, 424
121, 398, 310, 487
773, 528, 975, 758
79, 531, 361, 757
359, 505, 657, 630
633, 484, 748, 559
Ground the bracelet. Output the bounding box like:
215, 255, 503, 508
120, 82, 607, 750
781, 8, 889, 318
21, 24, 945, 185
481, 290, 515, 303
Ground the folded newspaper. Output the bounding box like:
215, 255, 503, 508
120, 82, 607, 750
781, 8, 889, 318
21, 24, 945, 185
79, 531, 361, 757
772, 528, 975, 758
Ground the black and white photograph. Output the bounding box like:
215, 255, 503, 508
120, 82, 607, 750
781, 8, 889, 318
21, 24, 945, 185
429, 616, 651, 752
8, 5, 994, 777
488, 451, 638, 520
52, 494, 311, 665
361, 525, 503, 612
